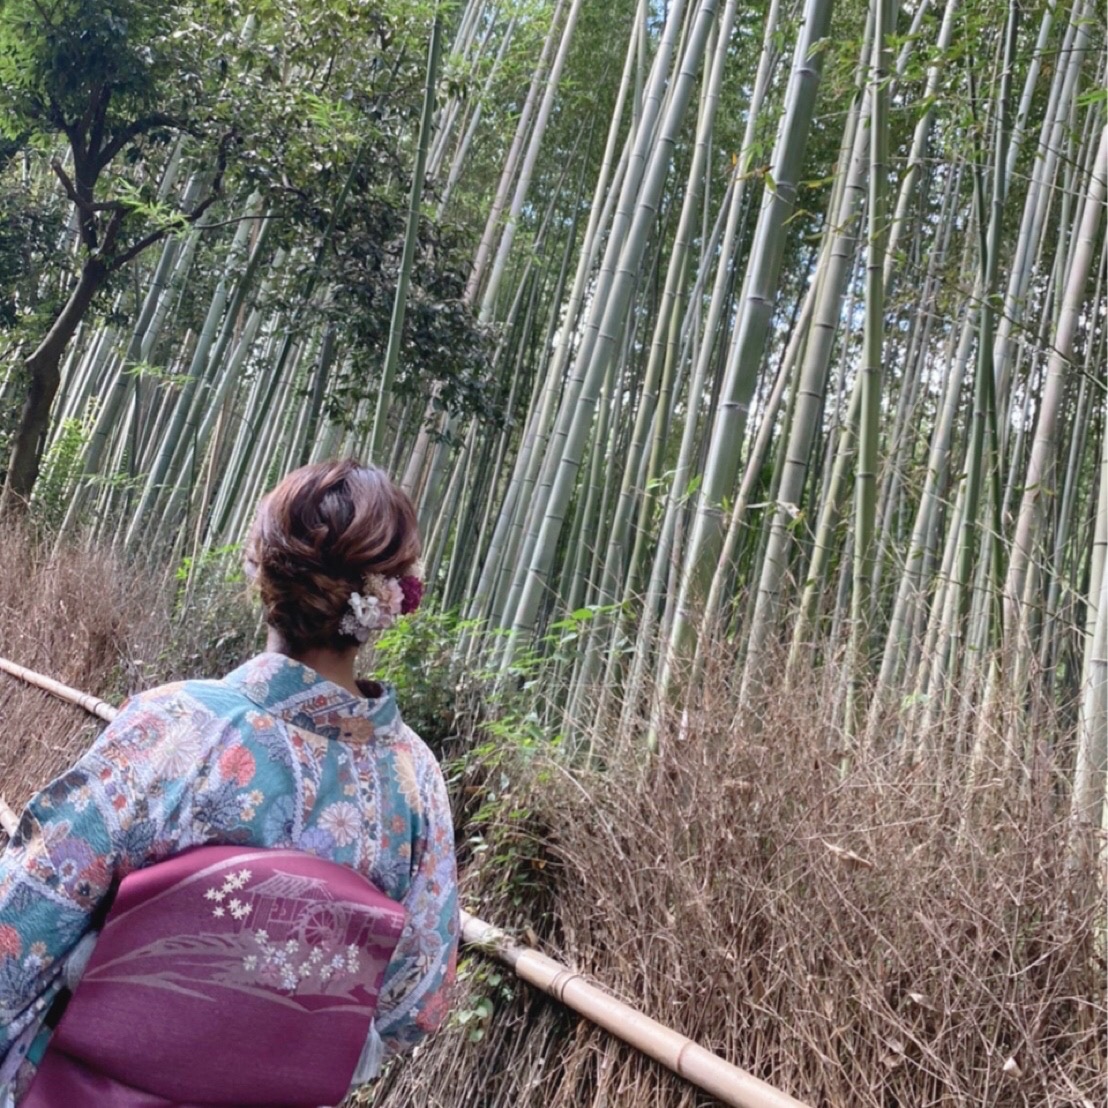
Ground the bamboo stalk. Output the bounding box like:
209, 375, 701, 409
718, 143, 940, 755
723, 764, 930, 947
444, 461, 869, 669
0, 655, 119, 722
369, 12, 444, 462
846, 0, 891, 746
665, 0, 834, 669
0, 656, 812, 1108
460, 911, 811, 1108
502, 0, 709, 662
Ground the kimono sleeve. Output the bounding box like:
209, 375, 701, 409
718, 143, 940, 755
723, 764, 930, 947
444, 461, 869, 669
0, 695, 175, 1063
373, 741, 459, 1057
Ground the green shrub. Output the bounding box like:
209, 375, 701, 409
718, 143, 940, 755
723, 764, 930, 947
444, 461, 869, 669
370, 607, 484, 754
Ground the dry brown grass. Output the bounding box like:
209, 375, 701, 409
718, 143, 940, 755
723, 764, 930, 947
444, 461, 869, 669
370, 652, 1106, 1108
0, 528, 1103, 1106
0, 526, 257, 810
1, 529, 156, 809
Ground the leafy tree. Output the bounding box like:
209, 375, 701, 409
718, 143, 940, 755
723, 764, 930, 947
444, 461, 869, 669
0, 156, 62, 332
319, 189, 496, 433
0, 0, 491, 511
0, 0, 494, 509
0, 163, 63, 466
0, 0, 246, 509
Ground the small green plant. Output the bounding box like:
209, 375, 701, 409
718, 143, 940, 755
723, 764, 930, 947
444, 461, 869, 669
374, 606, 562, 913
450, 959, 515, 1043
166, 543, 258, 677
370, 607, 485, 754
34, 399, 98, 529
122, 359, 191, 387
173, 542, 245, 587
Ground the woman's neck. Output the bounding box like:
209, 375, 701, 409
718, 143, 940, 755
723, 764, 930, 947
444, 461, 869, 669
265, 630, 363, 698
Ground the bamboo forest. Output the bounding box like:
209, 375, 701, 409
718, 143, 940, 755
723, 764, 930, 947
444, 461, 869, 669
0, 0, 1105, 1104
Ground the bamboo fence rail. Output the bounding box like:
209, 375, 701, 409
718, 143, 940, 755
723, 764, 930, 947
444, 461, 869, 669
0, 655, 811, 1108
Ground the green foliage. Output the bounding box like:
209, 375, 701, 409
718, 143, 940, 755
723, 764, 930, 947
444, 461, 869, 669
357, 597, 579, 763
316, 199, 497, 433
368, 598, 597, 756
113, 181, 191, 235
122, 360, 191, 387
449, 703, 557, 957
0, 0, 496, 493
450, 962, 515, 1043
0, 0, 177, 138
0, 0, 250, 268
167, 544, 259, 675
0, 161, 63, 332
370, 607, 485, 753
34, 402, 98, 528
545, 602, 625, 665
174, 542, 244, 585
0, 0, 445, 271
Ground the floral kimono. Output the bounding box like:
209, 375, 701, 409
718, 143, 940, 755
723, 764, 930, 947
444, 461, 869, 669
0, 653, 458, 1101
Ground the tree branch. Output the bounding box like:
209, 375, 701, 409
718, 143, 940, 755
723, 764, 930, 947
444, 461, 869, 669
105, 221, 167, 270
51, 160, 100, 250
108, 130, 236, 270
51, 160, 126, 216
46, 92, 70, 136
185, 212, 279, 231
99, 208, 127, 257
79, 82, 104, 150
87, 84, 111, 166
50, 95, 88, 177
94, 112, 186, 174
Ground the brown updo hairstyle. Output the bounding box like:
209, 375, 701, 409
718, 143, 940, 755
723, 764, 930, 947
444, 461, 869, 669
245, 460, 421, 651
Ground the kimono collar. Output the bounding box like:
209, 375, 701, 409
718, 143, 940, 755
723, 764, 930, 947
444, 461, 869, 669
222, 652, 403, 744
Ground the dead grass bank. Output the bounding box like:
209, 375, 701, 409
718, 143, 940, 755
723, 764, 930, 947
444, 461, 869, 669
0, 527, 256, 808
369, 661, 1105, 1106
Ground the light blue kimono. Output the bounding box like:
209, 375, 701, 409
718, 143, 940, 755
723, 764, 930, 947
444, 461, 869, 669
0, 653, 459, 1099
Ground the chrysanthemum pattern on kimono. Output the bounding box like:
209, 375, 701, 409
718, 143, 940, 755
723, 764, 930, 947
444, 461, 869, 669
0, 653, 458, 1089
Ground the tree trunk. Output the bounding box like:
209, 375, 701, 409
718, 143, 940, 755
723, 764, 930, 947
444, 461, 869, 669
2, 258, 107, 513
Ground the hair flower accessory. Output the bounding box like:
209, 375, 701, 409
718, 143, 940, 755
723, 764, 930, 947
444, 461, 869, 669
339, 573, 404, 643
398, 562, 423, 616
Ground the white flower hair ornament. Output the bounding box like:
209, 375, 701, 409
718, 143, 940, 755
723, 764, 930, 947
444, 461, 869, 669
339, 564, 424, 643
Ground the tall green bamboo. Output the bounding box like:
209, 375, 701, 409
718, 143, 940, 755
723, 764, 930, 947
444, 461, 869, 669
369, 14, 444, 462
661, 0, 834, 689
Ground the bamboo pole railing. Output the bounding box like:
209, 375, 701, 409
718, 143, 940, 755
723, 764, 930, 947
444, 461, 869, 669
0, 656, 812, 1108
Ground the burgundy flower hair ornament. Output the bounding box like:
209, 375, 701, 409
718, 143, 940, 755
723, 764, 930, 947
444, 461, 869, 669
398, 573, 424, 615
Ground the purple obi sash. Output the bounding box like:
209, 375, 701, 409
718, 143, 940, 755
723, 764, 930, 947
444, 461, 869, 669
24, 846, 408, 1107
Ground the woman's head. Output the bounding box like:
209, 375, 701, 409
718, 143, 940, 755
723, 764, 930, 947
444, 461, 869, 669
246, 460, 421, 651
